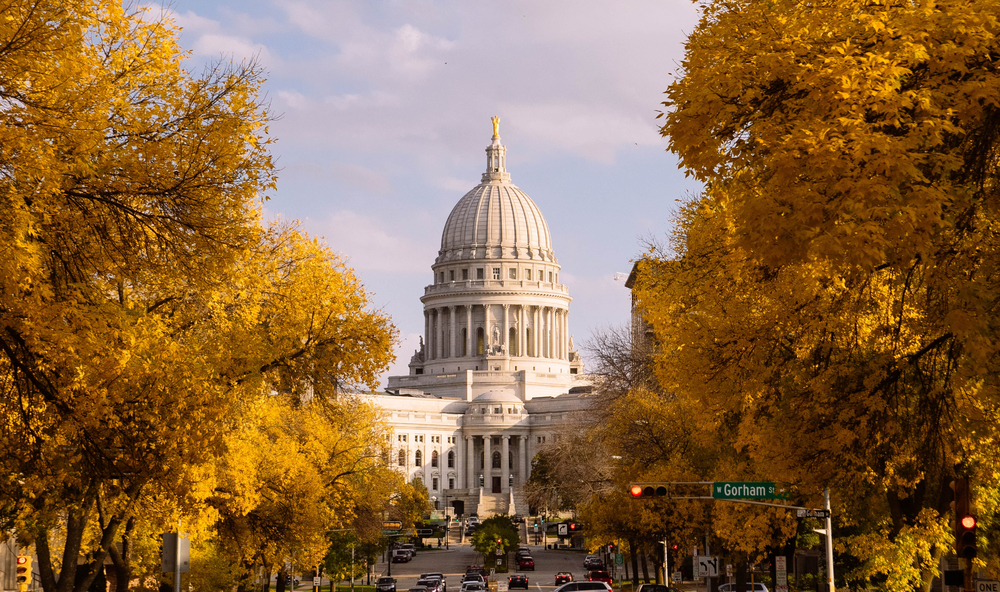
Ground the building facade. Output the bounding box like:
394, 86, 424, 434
368, 119, 592, 518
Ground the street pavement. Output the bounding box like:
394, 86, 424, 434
373, 543, 602, 592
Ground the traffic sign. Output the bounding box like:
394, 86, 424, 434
795, 509, 830, 519
383, 521, 402, 530
698, 556, 719, 578
313, 578, 321, 587
417, 529, 433, 536
712, 482, 788, 500
976, 581, 1000, 592
557, 524, 568, 536
614, 554, 623, 566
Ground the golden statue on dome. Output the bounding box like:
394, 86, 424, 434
491, 116, 500, 138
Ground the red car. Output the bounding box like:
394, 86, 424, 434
508, 575, 529, 590
517, 556, 535, 571
588, 571, 612, 586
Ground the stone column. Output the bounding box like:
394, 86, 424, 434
484, 304, 492, 355
549, 308, 555, 359
503, 304, 510, 356
424, 310, 431, 360
483, 434, 491, 490
501, 435, 510, 493
558, 309, 564, 359
533, 307, 540, 358
436, 309, 444, 360
519, 435, 528, 486
455, 438, 463, 489
518, 306, 525, 359
466, 305, 473, 357
526, 435, 534, 481
449, 306, 456, 360
466, 436, 475, 490
423, 435, 431, 488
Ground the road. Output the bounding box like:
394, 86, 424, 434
374, 543, 596, 592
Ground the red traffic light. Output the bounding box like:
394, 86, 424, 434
961, 515, 976, 529
630, 485, 643, 497
17, 557, 27, 565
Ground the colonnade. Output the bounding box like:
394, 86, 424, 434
424, 304, 569, 361
406, 433, 534, 497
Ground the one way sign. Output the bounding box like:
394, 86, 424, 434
698, 556, 719, 578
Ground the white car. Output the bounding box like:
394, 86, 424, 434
461, 583, 486, 592
718, 585, 769, 592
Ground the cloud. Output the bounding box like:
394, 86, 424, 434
317, 210, 437, 273
171, 9, 272, 62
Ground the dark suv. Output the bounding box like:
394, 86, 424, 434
376, 578, 397, 592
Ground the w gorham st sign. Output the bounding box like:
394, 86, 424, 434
712, 482, 787, 500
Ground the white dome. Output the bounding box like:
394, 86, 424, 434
471, 390, 522, 403
439, 183, 553, 262
435, 125, 556, 265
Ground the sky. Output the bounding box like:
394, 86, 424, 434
167, 0, 705, 386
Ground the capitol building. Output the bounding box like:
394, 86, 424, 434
366, 119, 593, 518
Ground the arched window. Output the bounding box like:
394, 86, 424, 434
509, 327, 518, 356
431, 450, 439, 467
447, 450, 455, 468
492, 451, 501, 469
415, 450, 423, 467
477, 328, 485, 355
398, 450, 405, 466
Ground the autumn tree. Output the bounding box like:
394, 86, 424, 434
0, 3, 395, 592
640, 0, 1000, 588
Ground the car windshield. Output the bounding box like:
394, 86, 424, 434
378, 579, 393, 584
591, 572, 610, 578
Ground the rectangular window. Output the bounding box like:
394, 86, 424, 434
463, 269, 469, 280
526, 269, 532, 280
493, 267, 501, 280
549, 271, 553, 282
509, 268, 516, 279
432, 477, 438, 490
449, 478, 455, 489
477, 268, 484, 280
494, 406, 502, 414
449, 270, 455, 281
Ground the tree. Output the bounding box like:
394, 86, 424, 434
0, 3, 395, 592
470, 516, 519, 570
646, 0, 1000, 588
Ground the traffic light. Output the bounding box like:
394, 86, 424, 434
628, 482, 668, 498
958, 514, 978, 559
568, 522, 582, 532
949, 478, 972, 557
16, 556, 32, 592
671, 543, 679, 552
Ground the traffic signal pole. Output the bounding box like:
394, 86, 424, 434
824, 488, 835, 592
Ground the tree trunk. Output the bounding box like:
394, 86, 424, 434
277, 568, 287, 592
640, 552, 649, 584
629, 539, 640, 590
109, 518, 135, 592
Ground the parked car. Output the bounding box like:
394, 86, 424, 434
376, 578, 397, 592
517, 556, 535, 570
555, 573, 574, 586
391, 550, 410, 563
583, 555, 603, 570
508, 575, 529, 590
516, 548, 532, 557
399, 543, 416, 557
718, 585, 769, 592
552, 582, 612, 592
587, 571, 612, 586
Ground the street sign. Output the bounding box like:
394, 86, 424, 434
671, 572, 681, 583
382, 521, 402, 530
796, 509, 831, 519
557, 524, 568, 536
713, 482, 788, 500
976, 581, 1000, 592
313, 578, 321, 587
775, 556, 788, 592
417, 529, 433, 536
496, 549, 503, 556
614, 554, 624, 566
698, 556, 719, 578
